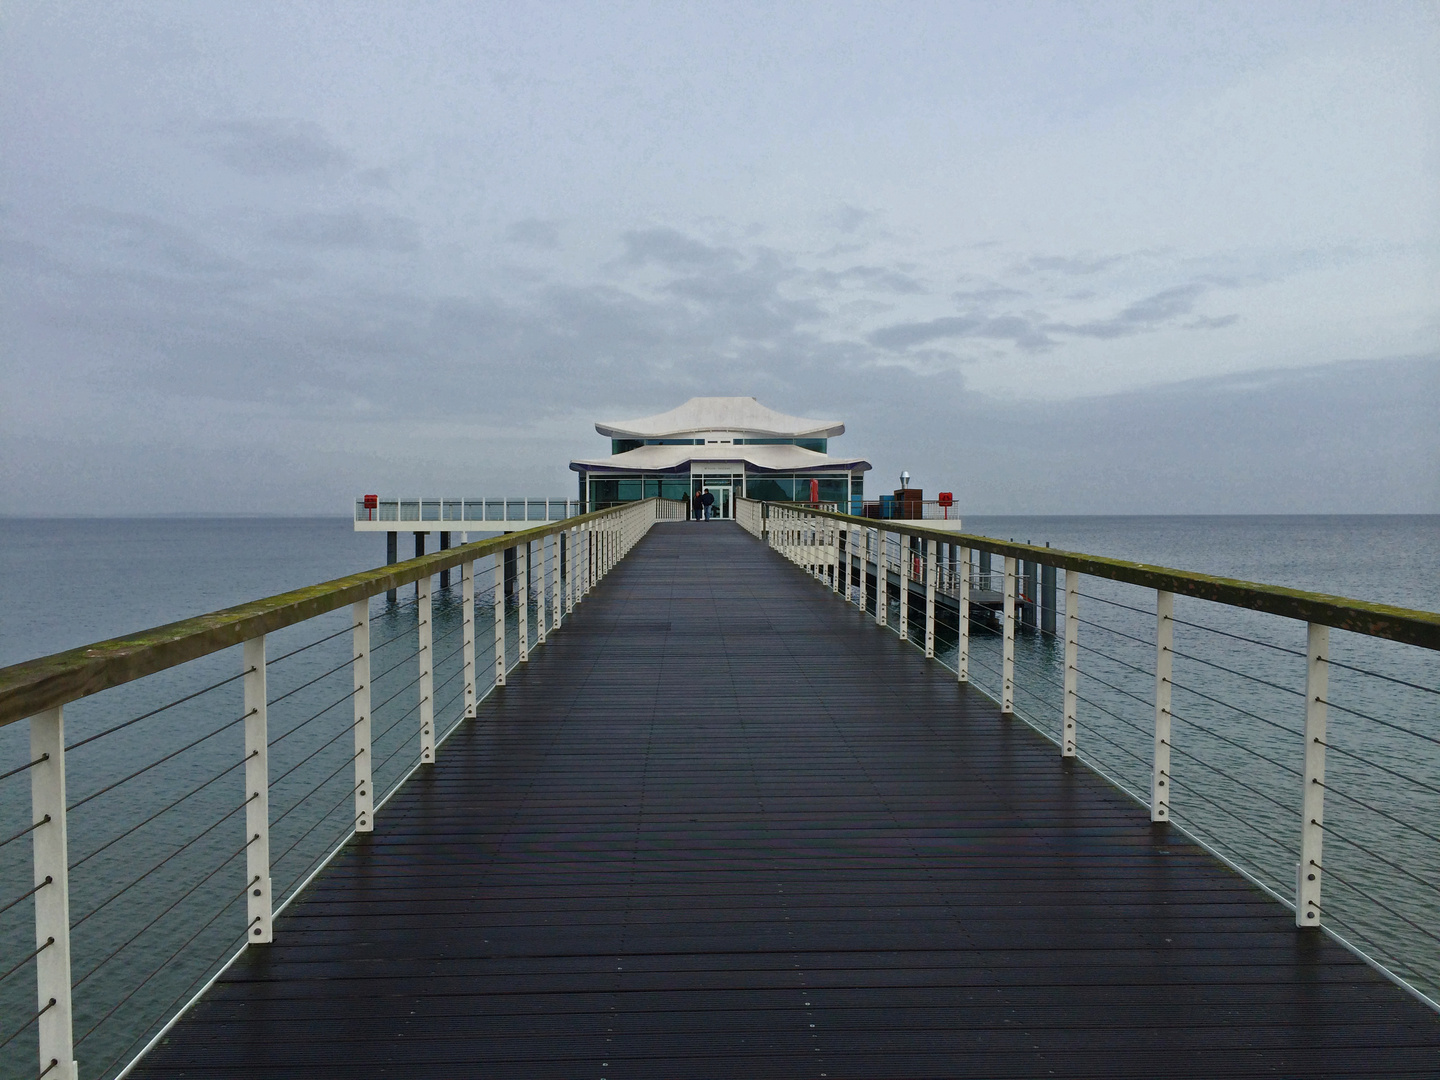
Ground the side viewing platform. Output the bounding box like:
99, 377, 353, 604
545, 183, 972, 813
1, 498, 1438, 1078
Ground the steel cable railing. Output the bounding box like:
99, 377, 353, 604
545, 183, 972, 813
0, 499, 668, 1080
750, 500, 1440, 1011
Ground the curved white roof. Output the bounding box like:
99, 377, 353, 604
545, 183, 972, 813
596, 396, 844, 440
570, 443, 870, 475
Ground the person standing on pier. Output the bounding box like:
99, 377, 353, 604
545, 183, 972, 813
700, 489, 715, 520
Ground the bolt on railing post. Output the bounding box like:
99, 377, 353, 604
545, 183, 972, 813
535, 535, 548, 646
462, 561, 476, 717
517, 541, 530, 662
876, 531, 889, 628
1063, 573, 1079, 757
493, 550, 507, 687
30, 706, 77, 1080
957, 546, 970, 683
553, 535, 563, 629
1002, 557, 1016, 713
1152, 590, 1174, 822
565, 529, 575, 614
352, 601, 374, 831
925, 538, 936, 658
1297, 621, 1329, 927
243, 636, 272, 943
418, 574, 434, 764
898, 535, 910, 640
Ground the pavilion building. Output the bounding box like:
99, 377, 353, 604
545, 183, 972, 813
570, 397, 870, 519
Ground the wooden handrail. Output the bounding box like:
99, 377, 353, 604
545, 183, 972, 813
0, 501, 661, 727
746, 500, 1440, 651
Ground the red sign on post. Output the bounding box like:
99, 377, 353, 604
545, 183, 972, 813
363, 494, 378, 520
937, 492, 953, 507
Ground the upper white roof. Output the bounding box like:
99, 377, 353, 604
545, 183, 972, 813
596, 396, 844, 440
570, 442, 870, 474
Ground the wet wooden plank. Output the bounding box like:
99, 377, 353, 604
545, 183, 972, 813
131, 521, 1440, 1079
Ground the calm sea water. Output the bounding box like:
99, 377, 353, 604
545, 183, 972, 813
0, 515, 1436, 1077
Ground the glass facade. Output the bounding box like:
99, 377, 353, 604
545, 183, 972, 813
588, 471, 857, 508
589, 476, 690, 505
743, 475, 849, 503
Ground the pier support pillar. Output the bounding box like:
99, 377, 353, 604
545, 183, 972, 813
413, 532, 425, 597
439, 532, 451, 589
385, 531, 398, 603
1041, 562, 1056, 638
504, 545, 517, 599
1022, 560, 1038, 630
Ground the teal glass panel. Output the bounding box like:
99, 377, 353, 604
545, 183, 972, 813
746, 476, 790, 501
659, 478, 689, 501
589, 478, 620, 505
644, 477, 660, 498
617, 478, 643, 501
612, 439, 643, 454
817, 478, 848, 504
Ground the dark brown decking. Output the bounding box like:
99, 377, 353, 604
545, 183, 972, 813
133, 522, 1440, 1078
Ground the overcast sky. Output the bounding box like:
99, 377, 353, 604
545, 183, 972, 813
2, 1, 1437, 514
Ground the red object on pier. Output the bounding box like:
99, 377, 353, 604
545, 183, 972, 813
810, 478, 820, 504
938, 492, 953, 507
363, 494, 378, 520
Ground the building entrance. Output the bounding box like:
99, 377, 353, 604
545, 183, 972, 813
702, 484, 732, 520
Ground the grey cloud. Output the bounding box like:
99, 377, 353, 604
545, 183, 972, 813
1186, 313, 1241, 330
812, 265, 926, 295
64, 207, 253, 282
868, 313, 1054, 352
952, 285, 1027, 305
196, 119, 350, 175
826, 205, 876, 234
620, 227, 740, 271
1053, 283, 1208, 339
1014, 253, 1127, 276
505, 219, 561, 248
270, 211, 420, 252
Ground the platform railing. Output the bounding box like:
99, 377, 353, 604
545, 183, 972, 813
743, 498, 1440, 1011
354, 497, 586, 524
0, 498, 680, 1080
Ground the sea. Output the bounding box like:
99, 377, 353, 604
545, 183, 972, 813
0, 514, 1437, 1077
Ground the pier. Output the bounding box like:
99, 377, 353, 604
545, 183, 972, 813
2, 499, 1439, 1078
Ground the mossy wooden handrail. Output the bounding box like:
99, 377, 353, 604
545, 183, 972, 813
0, 502, 648, 728
761, 502, 1440, 652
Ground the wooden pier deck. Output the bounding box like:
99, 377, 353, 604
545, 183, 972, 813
132, 522, 1440, 1078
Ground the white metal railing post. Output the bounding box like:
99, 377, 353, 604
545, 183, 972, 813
957, 546, 970, 683
1298, 622, 1329, 927
536, 535, 548, 646
518, 541, 530, 661
832, 521, 842, 593
1152, 590, 1174, 822
352, 602, 374, 831
876, 530, 888, 628
418, 574, 434, 764
243, 636, 272, 944
462, 561, 476, 717
1002, 556, 1016, 714
494, 550, 507, 686
30, 706, 77, 1080
898, 534, 909, 640
553, 534, 563, 629
925, 538, 936, 658
1062, 573, 1079, 757
565, 528, 575, 614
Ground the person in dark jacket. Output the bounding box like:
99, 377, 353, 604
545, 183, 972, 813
681, 492, 691, 520
700, 489, 715, 520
